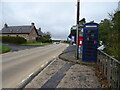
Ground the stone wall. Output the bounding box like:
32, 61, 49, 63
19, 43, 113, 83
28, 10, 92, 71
0, 34, 29, 41
28, 28, 38, 42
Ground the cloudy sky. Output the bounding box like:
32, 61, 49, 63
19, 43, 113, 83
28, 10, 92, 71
0, 0, 119, 40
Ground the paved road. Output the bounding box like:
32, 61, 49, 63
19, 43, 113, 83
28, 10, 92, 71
0, 43, 41, 51
2, 43, 68, 88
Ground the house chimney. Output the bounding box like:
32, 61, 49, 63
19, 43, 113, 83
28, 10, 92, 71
39, 28, 41, 31
4, 23, 8, 28
31, 22, 35, 26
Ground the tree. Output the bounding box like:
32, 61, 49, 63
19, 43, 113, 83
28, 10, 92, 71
36, 32, 52, 43
99, 11, 120, 60
110, 11, 120, 60
44, 32, 51, 41
99, 19, 111, 45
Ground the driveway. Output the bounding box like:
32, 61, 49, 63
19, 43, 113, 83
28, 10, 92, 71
0, 43, 42, 51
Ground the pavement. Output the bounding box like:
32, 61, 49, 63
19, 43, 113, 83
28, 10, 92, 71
24, 45, 101, 88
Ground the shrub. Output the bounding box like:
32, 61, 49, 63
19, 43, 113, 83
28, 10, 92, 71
36, 37, 46, 43
36, 37, 52, 43
1, 36, 27, 44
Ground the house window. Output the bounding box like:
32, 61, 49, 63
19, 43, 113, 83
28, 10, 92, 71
10, 29, 13, 32
32, 37, 35, 40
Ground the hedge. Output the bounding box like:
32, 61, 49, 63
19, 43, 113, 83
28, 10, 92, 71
1, 36, 27, 44
36, 37, 52, 43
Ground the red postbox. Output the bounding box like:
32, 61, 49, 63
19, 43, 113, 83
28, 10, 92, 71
78, 36, 83, 46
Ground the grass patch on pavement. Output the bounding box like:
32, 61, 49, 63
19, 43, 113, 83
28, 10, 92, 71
21, 42, 53, 46
0, 45, 11, 53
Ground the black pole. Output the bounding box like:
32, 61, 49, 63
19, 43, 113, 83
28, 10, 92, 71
77, 0, 80, 24
76, 0, 80, 59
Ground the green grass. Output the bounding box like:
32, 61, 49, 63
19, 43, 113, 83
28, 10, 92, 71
21, 42, 53, 46
0, 45, 11, 54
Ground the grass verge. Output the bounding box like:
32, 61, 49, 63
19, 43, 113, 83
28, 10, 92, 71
0, 45, 11, 54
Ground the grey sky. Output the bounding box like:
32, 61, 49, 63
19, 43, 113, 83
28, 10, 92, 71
0, 0, 119, 40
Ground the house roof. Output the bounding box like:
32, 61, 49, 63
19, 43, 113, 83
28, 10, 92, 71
0, 24, 45, 37
0, 25, 34, 34
37, 29, 44, 36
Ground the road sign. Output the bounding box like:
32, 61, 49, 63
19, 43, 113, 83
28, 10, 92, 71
71, 36, 75, 42
71, 26, 77, 30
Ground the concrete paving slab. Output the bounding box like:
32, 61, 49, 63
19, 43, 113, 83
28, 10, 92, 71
25, 58, 101, 88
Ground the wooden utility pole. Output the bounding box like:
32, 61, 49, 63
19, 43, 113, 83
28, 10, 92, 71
76, 0, 80, 59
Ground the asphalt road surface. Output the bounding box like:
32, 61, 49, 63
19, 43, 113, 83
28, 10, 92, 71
0, 43, 41, 51
2, 43, 68, 88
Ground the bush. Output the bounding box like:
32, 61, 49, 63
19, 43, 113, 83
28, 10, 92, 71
36, 37, 52, 43
36, 37, 46, 42
1, 36, 27, 44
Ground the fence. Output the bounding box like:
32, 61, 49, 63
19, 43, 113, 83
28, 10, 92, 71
97, 50, 120, 89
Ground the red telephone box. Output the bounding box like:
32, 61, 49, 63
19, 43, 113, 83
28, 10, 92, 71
78, 36, 83, 46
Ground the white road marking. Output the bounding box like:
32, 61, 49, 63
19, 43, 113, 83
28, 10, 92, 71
20, 59, 57, 87
41, 64, 45, 67
38, 59, 56, 75
45, 61, 48, 64
53, 56, 56, 58
29, 73, 33, 77
20, 60, 52, 84
21, 72, 34, 84
21, 79, 25, 83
